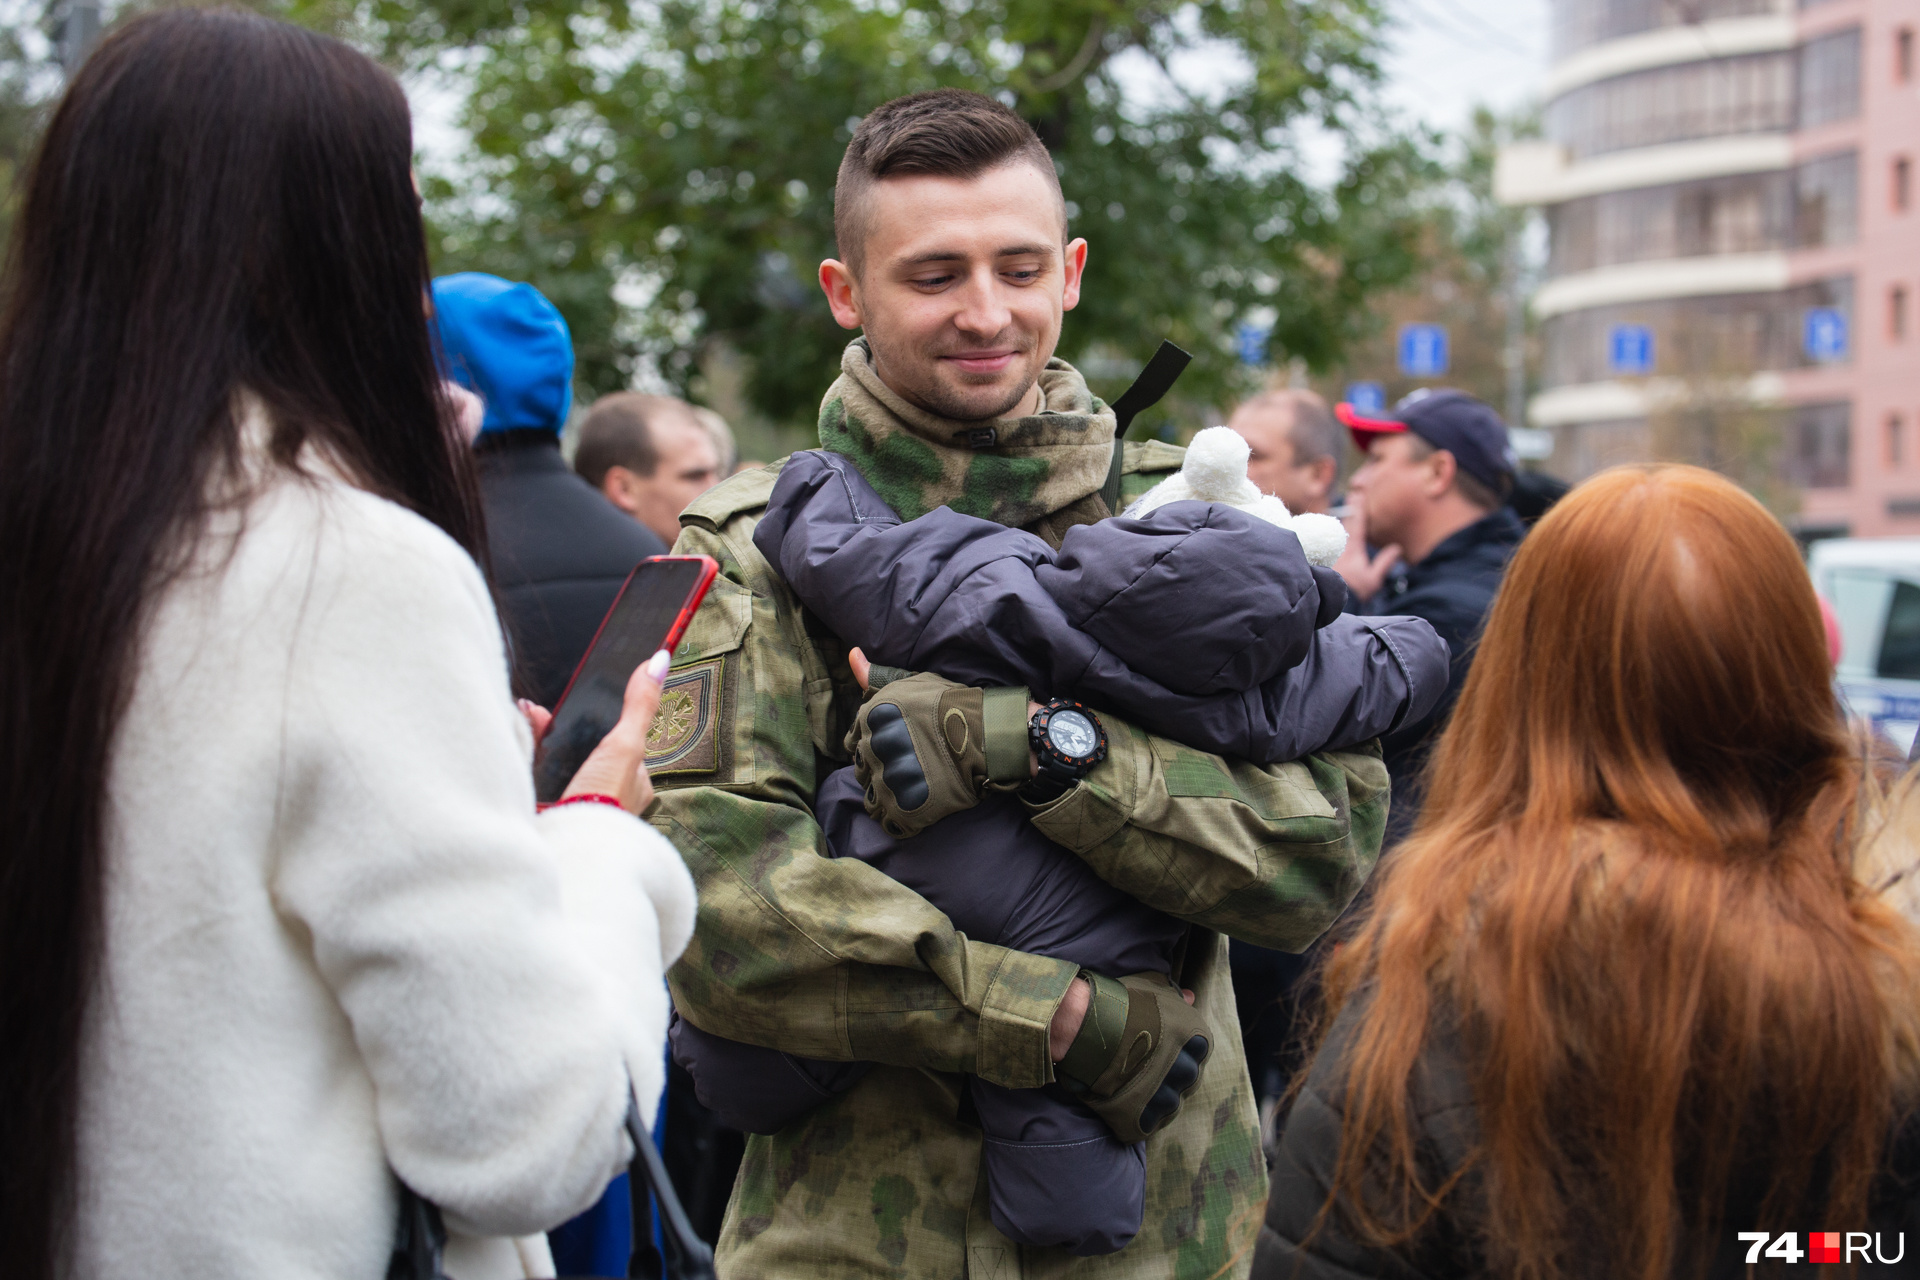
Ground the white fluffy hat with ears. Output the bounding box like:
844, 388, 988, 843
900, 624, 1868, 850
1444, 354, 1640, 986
1123, 426, 1349, 566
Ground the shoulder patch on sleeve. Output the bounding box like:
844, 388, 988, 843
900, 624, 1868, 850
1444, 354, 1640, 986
679, 458, 787, 530
1121, 439, 1186, 477
646, 655, 734, 775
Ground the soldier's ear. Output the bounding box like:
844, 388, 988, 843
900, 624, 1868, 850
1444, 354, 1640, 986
819, 259, 863, 330
1061, 238, 1088, 313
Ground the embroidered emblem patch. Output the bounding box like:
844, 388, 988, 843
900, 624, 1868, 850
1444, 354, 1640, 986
646, 657, 725, 775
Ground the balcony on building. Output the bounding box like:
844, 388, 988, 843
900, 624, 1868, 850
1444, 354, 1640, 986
1496, 0, 1920, 536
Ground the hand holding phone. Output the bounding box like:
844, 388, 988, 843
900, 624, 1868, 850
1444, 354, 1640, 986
552, 650, 670, 813
534, 556, 719, 804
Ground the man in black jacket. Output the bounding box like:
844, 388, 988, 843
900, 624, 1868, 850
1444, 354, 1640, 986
1334, 389, 1525, 846
433, 272, 667, 709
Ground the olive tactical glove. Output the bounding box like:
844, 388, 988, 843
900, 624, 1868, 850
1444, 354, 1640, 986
1056, 971, 1212, 1145
846, 672, 1031, 839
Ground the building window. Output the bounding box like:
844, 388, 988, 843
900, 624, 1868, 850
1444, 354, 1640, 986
1900, 27, 1915, 84
1556, 0, 1777, 61
1894, 286, 1910, 339
1540, 278, 1855, 389
1897, 157, 1912, 211
1799, 28, 1864, 129
1789, 401, 1852, 489
1795, 150, 1860, 247
1891, 413, 1907, 466
1545, 172, 1800, 275
1546, 53, 1794, 159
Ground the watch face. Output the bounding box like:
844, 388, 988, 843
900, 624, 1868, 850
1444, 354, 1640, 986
1047, 709, 1098, 760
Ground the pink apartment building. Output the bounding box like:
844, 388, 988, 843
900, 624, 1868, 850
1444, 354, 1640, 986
1499, 0, 1920, 536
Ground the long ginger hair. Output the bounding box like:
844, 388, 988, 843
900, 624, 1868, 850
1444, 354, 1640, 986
1316, 465, 1920, 1279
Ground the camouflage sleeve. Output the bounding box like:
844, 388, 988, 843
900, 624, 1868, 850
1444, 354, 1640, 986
650, 490, 1077, 1092
1026, 715, 1389, 953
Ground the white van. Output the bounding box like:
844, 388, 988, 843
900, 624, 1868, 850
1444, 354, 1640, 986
1807, 538, 1920, 756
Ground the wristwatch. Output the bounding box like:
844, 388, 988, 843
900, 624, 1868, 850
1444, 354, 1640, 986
1021, 699, 1108, 803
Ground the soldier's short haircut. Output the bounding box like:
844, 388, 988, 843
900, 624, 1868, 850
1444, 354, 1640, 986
574, 392, 699, 487
1241, 389, 1343, 469
834, 89, 1066, 276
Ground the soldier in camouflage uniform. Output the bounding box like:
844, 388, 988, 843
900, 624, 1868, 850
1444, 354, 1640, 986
647, 88, 1389, 1279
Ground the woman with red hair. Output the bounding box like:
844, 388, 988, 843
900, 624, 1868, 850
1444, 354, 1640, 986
1257, 465, 1920, 1280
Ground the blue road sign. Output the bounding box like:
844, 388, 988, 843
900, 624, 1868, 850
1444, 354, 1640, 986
1397, 323, 1449, 377
1235, 320, 1271, 366
1344, 381, 1386, 414
1609, 323, 1654, 375
1805, 307, 1849, 362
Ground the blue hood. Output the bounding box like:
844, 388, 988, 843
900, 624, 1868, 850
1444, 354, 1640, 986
432, 272, 574, 435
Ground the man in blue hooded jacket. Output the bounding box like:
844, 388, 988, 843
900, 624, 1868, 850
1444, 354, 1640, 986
433, 273, 666, 708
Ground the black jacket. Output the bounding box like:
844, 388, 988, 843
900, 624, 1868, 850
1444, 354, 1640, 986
475, 431, 667, 707
1257, 998, 1920, 1280
1358, 506, 1525, 844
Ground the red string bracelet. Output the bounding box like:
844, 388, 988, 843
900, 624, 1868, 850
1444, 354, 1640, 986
536, 793, 626, 814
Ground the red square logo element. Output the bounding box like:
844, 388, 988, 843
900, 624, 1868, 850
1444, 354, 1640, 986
1810, 1232, 1842, 1263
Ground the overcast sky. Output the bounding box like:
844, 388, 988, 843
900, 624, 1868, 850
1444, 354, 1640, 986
1379, 0, 1549, 135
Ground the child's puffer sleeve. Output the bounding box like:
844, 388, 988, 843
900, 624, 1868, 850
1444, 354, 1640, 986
1235, 614, 1453, 761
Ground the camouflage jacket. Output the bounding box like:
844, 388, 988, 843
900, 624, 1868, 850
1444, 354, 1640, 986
651, 438, 1389, 1280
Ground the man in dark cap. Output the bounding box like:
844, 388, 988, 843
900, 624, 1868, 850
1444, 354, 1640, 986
1334, 388, 1526, 845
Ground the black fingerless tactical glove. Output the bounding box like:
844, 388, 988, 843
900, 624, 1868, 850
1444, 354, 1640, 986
1055, 971, 1212, 1145
846, 673, 1031, 839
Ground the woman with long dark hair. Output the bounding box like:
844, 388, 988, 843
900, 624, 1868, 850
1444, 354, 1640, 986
0, 12, 694, 1278
1257, 465, 1920, 1279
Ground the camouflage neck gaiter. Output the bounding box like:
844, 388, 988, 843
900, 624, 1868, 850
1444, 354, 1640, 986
816, 338, 1117, 529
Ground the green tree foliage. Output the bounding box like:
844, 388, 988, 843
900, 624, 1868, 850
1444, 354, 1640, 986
0, 9, 61, 256
1316, 105, 1539, 427
322, 0, 1436, 435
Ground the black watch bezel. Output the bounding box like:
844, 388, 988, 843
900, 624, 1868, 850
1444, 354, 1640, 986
1028, 699, 1108, 788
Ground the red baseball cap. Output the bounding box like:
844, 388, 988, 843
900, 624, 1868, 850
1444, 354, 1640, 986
1334, 400, 1408, 450
1336, 389, 1516, 492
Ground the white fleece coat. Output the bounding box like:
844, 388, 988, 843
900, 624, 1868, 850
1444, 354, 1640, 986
71, 418, 697, 1279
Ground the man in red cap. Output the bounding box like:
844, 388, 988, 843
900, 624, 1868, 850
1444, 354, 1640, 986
1334, 387, 1526, 844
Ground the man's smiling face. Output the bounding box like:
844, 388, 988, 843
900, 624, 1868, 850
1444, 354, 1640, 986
819, 160, 1087, 422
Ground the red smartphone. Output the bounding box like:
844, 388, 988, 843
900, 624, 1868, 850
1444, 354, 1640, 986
533, 554, 719, 803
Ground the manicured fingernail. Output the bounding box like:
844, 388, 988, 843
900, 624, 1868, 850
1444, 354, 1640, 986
645, 650, 671, 682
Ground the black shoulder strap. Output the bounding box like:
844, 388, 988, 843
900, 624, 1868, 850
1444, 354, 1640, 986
1099, 438, 1126, 517
627, 1091, 716, 1279
1109, 340, 1192, 442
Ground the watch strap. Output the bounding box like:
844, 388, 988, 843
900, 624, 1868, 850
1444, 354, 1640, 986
981, 686, 1031, 785
1018, 772, 1072, 805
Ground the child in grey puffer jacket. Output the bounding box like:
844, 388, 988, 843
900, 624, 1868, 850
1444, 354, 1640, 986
672, 432, 1448, 1256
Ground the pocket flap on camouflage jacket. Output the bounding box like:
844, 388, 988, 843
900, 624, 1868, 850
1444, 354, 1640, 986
673, 573, 752, 664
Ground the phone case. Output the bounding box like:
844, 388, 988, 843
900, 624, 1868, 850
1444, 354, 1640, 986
547, 554, 720, 721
